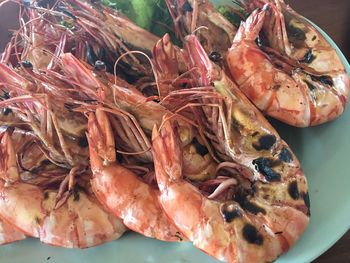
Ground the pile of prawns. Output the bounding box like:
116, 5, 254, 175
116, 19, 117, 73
0, 0, 348, 262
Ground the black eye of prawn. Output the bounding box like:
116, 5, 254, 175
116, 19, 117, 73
209, 51, 222, 62
21, 60, 33, 69
87, 45, 98, 66
94, 60, 106, 71
191, 138, 209, 157
2, 108, 12, 116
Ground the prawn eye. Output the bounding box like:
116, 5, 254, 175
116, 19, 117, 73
220, 203, 242, 223
21, 60, 33, 69
209, 51, 222, 62
87, 45, 98, 66
78, 136, 89, 148
2, 108, 12, 116
94, 60, 106, 71
0, 90, 10, 100
191, 138, 209, 156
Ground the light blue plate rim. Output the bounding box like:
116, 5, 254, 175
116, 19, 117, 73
298, 20, 350, 263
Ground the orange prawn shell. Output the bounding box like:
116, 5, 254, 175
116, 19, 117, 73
152, 119, 310, 263
87, 110, 185, 242
227, 6, 350, 127
0, 214, 26, 245
0, 130, 126, 248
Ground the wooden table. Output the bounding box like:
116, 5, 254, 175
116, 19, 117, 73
0, 1, 349, 262
285, 1, 350, 262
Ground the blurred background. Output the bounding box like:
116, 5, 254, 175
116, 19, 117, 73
0, 0, 349, 262
286, 0, 350, 60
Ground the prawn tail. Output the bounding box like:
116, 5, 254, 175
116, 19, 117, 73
233, 7, 267, 43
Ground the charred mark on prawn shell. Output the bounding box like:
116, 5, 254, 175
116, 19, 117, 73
300, 49, 316, 64
302, 192, 311, 216
243, 224, 263, 245
310, 75, 334, 87
279, 147, 293, 163
242, 199, 266, 215
305, 80, 316, 91
253, 158, 281, 182
253, 134, 276, 151
288, 181, 300, 200
286, 24, 306, 44
234, 189, 266, 215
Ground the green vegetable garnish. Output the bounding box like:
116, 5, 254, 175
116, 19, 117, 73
102, 0, 168, 32
102, 0, 179, 44
217, 5, 248, 28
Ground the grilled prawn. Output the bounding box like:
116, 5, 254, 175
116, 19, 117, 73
87, 108, 185, 242
152, 35, 310, 263
227, 4, 349, 127
0, 128, 126, 248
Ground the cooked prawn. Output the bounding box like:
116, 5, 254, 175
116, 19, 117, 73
0, 128, 126, 248
87, 108, 185, 242
152, 35, 310, 262
227, 7, 349, 127
60, 51, 217, 182
152, 116, 309, 263
166, 0, 237, 59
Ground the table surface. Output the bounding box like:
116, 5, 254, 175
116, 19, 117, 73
284, 2, 350, 263
0, 1, 349, 262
